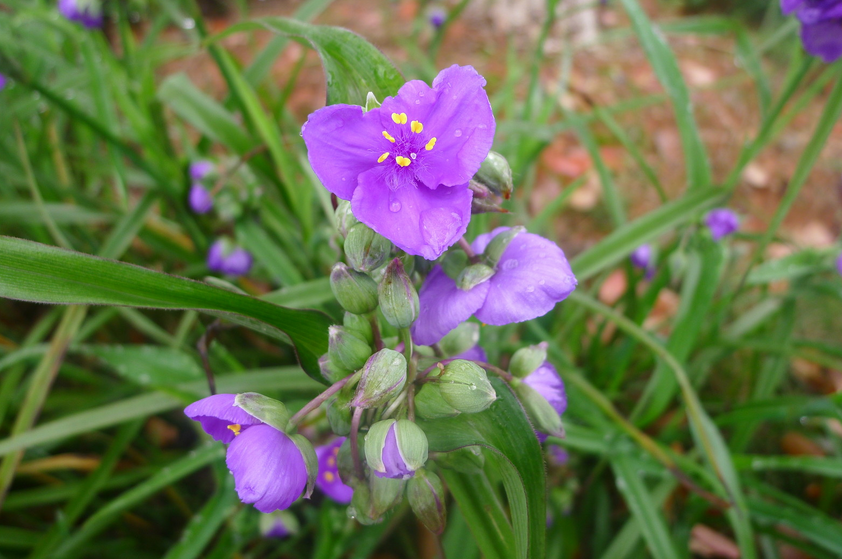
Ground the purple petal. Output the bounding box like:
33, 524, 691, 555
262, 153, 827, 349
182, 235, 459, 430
801, 20, 842, 62
522, 362, 567, 416
315, 438, 354, 504
0, 74, 6, 90
471, 226, 511, 254
630, 244, 652, 269
226, 425, 308, 512
374, 423, 414, 479
475, 232, 577, 325
264, 518, 292, 539
189, 160, 215, 181
207, 240, 226, 272
302, 104, 384, 200
221, 248, 253, 276
184, 394, 262, 443
189, 184, 213, 214
351, 167, 472, 260
411, 266, 488, 346
704, 208, 740, 241
836, 252, 842, 276
781, 0, 805, 15
58, 0, 103, 27
453, 344, 487, 362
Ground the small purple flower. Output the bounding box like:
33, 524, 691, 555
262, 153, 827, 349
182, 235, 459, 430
412, 227, 577, 345
781, 0, 842, 62
0, 74, 6, 90
189, 184, 213, 214
522, 361, 567, 442
630, 244, 652, 270
548, 445, 569, 465
315, 438, 354, 504
190, 160, 215, 182
58, 0, 103, 28
207, 240, 253, 276
302, 65, 495, 260
836, 252, 842, 276
429, 8, 446, 28
185, 394, 308, 512
705, 208, 740, 241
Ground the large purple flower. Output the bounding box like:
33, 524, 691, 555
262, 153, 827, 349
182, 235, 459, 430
185, 394, 308, 512
412, 227, 577, 345
58, 0, 103, 28
523, 361, 567, 442
704, 208, 740, 241
302, 65, 495, 260
781, 0, 842, 62
315, 438, 354, 504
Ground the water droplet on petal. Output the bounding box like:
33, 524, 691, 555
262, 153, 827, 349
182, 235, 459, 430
502, 259, 518, 270
526, 285, 535, 293
415, 99, 420, 104
410, 153, 417, 159
539, 279, 546, 285
420, 208, 463, 255
454, 129, 462, 137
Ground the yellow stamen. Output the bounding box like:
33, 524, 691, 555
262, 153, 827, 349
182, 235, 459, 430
324, 471, 335, 482
227, 424, 242, 436
327, 456, 336, 467
410, 120, 423, 133
425, 137, 437, 151
391, 112, 408, 124
377, 152, 390, 163
382, 131, 395, 143
395, 156, 411, 167
333, 447, 340, 456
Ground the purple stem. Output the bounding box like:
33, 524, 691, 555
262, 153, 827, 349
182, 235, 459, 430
288, 373, 354, 428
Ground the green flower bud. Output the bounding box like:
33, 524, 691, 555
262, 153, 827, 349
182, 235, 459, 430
289, 433, 319, 498
234, 393, 291, 432
326, 393, 352, 436
483, 226, 525, 267
365, 419, 428, 479
348, 482, 378, 525
473, 151, 513, 199
351, 349, 407, 408
509, 342, 548, 378
346, 223, 392, 272
407, 469, 447, 534
330, 263, 379, 315
369, 473, 405, 517
415, 383, 460, 419
438, 360, 496, 414
334, 200, 358, 238
343, 311, 373, 344
456, 262, 495, 291
512, 379, 564, 438
378, 258, 420, 329
328, 326, 372, 371
319, 353, 351, 384
439, 322, 480, 357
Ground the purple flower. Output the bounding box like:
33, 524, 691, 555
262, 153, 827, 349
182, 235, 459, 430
261, 512, 297, 539
302, 65, 495, 260
185, 394, 308, 512
189, 184, 213, 214
411, 227, 577, 345
207, 240, 253, 276
453, 344, 487, 361
58, 0, 103, 28
781, 0, 842, 62
548, 445, 569, 465
704, 208, 740, 241
429, 8, 446, 28
190, 160, 215, 182
836, 252, 842, 276
522, 361, 567, 442
315, 438, 354, 504
0, 74, 6, 90
630, 244, 652, 270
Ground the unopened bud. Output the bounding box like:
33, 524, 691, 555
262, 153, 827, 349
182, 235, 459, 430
234, 393, 291, 432
439, 322, 480, 357
378, 258, 420, 328
351, 349, 406, 408
407, 469, 447, 534
343, 312, 374, 344
319, 353, 352, 384
329, 326, 372, 371
289, 433, 319, 498
509, 342, 548, 378
473, 151, 513, 199
326, 393, 352, 436
438, 360, 496, 414
369, 473, 405, 517
512, 380, 564, 438
334, 200, 358, 238
365, 419, 428, 479
348, 482, 378, 525
346, 223, 391, 272
483, 226, 525, 267
330, 263, 378, 315
415, 384, 460, 419
259, 511, 299, 539
456, 263, 495, 291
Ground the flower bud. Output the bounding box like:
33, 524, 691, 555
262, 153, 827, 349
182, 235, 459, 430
512, 380, 564, 439
378, 258, 420, 329
326, 393, 352, 436
365, 419, 428, 479
328, 326, 372, 371
482, 226, 525, 267
369, 473, 405, 517
456, 262, 495, 291
350, 349, 407, 408
415, 384, 460, 419
407, 469, 447, 534
348, 482, 378, 525
234, 393, 291, 432
439, 322, 480, 357
334, 200, 358, 238
473, 151, 513, 199
330, 263, 379, 315
343, 312, 374, 345
509, 342, 548, 378
437, 360, 496, 414
440, 249, 468, 280
260, 511, 299, 539
289, 433, 319, 498
346, 223, 391, 272
319, 353, 352, 384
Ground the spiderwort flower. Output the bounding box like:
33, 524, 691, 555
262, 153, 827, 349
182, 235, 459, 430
365, 419, 429, 479
412, 227, 577, 345
207, 239, 253, 276
521, 361, 567, 442
705, 208, 740, 241
429, 7, 446, 29
302, 65, 495, 260
781, 0, 842, 62
188, 184, 213, 214
190, 160, 215, 182
58, 0, 103, 28
315, 438, 354, 504
184, 394, 308, 512
630, 244, 655, 278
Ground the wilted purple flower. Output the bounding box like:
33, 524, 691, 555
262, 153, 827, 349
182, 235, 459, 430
302, 65, 495, 260
189, 184, 213, 214
190, 160, 215, 182
705, 208, 740, 241
429, 8, 446, 28
781, 0, 842, 62
207, 239, 253, 276
58, 0, 103, 28
315, 438, 354, 504
412, 227, 577, 345
184, 394, 308, 512
523, 361, 567, 442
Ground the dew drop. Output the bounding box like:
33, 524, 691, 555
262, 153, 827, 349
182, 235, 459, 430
410, 152, 417, 159
390, 200, 402, 212
539, 279, 546, 285
526, 285, 535, 293
469, 383, 477, 390
415, 99, 420, 104
182, 18, 195, 29
454, 129, 462, 137
502, 259, 518, 270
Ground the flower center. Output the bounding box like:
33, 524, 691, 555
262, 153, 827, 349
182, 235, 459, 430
377, 112, 437, 169
227, 423, 242, 436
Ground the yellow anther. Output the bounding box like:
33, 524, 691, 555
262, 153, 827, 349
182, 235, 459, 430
382, 131, 396, 143
425, 137, 437, 151
378, 152, 390, 163
391, 112, 408, 124
327, 456, 336, 467
410, 120, 424, 133
324, 471, 335, 482
333, 447, 340, 456
227, 424, 242, 436
395, 156, 411, 167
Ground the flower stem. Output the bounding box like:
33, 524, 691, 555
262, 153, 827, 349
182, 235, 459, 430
472, 361, 513, 382
350, 406, 365, 479
287, 373, 355, 429
457, 237, 481, 264
368, 313, 384, 351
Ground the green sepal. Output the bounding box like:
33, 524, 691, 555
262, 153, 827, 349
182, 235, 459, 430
289, 433, 318, 499
415, 383, 460, 420
233, 393, 291, 432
